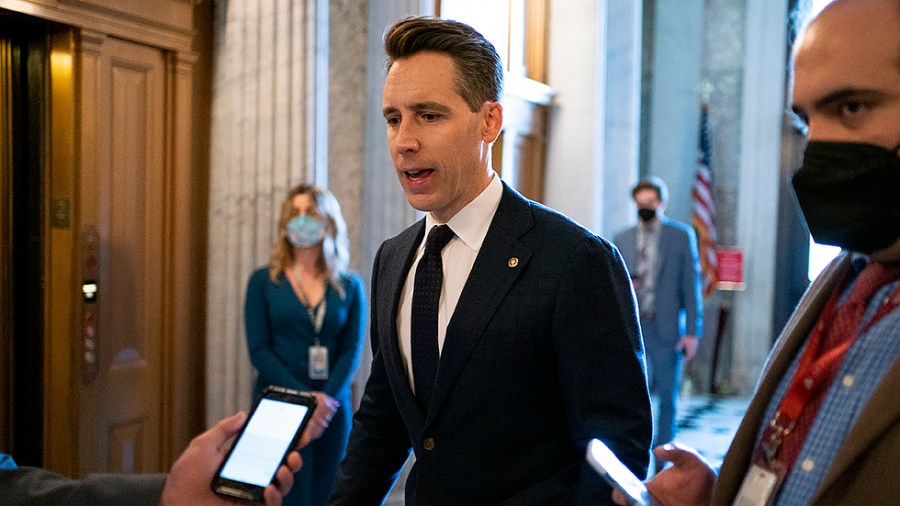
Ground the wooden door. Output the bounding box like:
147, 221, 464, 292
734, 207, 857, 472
76, 33, 168, 474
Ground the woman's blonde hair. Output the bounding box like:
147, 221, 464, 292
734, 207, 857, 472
269, 184, 350, 297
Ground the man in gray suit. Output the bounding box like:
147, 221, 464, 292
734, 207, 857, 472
614, 177, 703, 449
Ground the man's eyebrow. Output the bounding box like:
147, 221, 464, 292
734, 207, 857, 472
790, 87, 886, 126
382, 102, 452, 117
410, 101, 451, 113
812, 87, 883, 111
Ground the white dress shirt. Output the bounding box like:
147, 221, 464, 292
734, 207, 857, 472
397, 173, 503, 392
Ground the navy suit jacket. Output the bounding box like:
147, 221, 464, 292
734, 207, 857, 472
614, 219, 702, 343
331, 183, 652, 505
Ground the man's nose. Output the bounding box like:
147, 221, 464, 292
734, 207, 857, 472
395, 121, 420, 153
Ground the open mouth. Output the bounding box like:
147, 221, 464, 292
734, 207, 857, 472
405, 168, 434, 181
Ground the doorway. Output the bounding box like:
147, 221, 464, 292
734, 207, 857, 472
0, 11, 51, 467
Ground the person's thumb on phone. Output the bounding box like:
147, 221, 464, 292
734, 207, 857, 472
645, 443, 716, 506
611, 487, 631, 505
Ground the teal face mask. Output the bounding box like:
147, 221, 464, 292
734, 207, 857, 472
286, 215, 326, 247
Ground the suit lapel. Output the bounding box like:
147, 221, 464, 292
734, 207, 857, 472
759, 253, 851, 382
748, 254, 851, 434
427, 185, 534, 421
378, 221, 427, 429
653, 222, 673, 282
620, 229, 638, 272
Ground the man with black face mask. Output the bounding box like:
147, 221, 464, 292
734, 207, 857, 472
613, 0, 900, 505
614, 177, 703, 455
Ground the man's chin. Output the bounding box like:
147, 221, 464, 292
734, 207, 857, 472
404, 194, 435, 213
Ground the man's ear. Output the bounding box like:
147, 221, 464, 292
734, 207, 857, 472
481, 101, 503, 143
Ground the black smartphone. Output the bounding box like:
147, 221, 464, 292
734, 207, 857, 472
212, 386, 317, 502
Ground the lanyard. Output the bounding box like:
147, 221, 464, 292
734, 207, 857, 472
306, 299, 326, 339
764, 271, 900, 461
288, 268, 327, 344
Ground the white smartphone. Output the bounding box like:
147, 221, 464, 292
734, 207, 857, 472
586, 438, 654, 506
212, 386, 316, 502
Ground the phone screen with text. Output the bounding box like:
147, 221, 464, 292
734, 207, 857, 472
219, 398, 310, 487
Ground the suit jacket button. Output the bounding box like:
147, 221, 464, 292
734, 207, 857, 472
422, 437, 436, 451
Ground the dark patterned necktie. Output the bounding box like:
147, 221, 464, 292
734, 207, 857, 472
411, 225, 455, 414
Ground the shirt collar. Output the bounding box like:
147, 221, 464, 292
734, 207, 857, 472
425, 172, 503, 254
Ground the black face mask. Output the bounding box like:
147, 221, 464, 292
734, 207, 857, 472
638, 208, 656, 222
791, 140, 900, 254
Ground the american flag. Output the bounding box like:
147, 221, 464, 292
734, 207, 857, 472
692, 102, 718, 297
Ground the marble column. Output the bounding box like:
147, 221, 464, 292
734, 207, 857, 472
543, 0, 642, 238
688, 0, 748, 394
601, 0, 644, 237
206, 0, 320, 423
730, 0, 788, 393
643, 0, 705, 224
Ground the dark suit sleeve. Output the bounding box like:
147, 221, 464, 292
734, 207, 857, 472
0, 468, 165, 506
553, 236, 653, 497
329, 245, 412, 505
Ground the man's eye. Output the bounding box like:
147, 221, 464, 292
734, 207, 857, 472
385, 117, 400, 126
844, 101, 864, 114
422, 113, 439, 121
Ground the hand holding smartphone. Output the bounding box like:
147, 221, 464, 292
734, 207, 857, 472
586, 438, 657, 506
212, 386, 317, 502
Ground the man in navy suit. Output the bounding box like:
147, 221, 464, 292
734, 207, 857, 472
614, 177, 703, 450
329, 16, 652, 505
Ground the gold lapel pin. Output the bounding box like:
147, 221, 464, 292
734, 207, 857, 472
508, 257, 519, 268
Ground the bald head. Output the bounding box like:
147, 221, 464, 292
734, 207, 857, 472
797, 0, 900, 68
790, 0, 900, 260
791, 0, 900, 146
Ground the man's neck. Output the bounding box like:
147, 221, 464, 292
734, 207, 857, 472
640, 218, 660, 230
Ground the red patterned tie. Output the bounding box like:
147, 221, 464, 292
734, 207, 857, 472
776, 261, 900, 470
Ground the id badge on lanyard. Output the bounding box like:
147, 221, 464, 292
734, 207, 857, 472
309, 344, 329, 380
736, 408, 792, 506
307, 300, 329, 380
735, 463, 786, 506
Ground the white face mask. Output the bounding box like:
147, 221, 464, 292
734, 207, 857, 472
286, 215, 326, 248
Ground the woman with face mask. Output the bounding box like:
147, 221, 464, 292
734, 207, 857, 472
244, 185, 366, 506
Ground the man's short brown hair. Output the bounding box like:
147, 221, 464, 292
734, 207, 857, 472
384, 16, 504, 112
632, 176, 669, 203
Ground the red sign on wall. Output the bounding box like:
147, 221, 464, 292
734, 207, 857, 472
716, 248, 745, 291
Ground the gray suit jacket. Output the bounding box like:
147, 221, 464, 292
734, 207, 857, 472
0, 467, 165, 505
614, 219, 702, 342
713, 252, 900, 505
